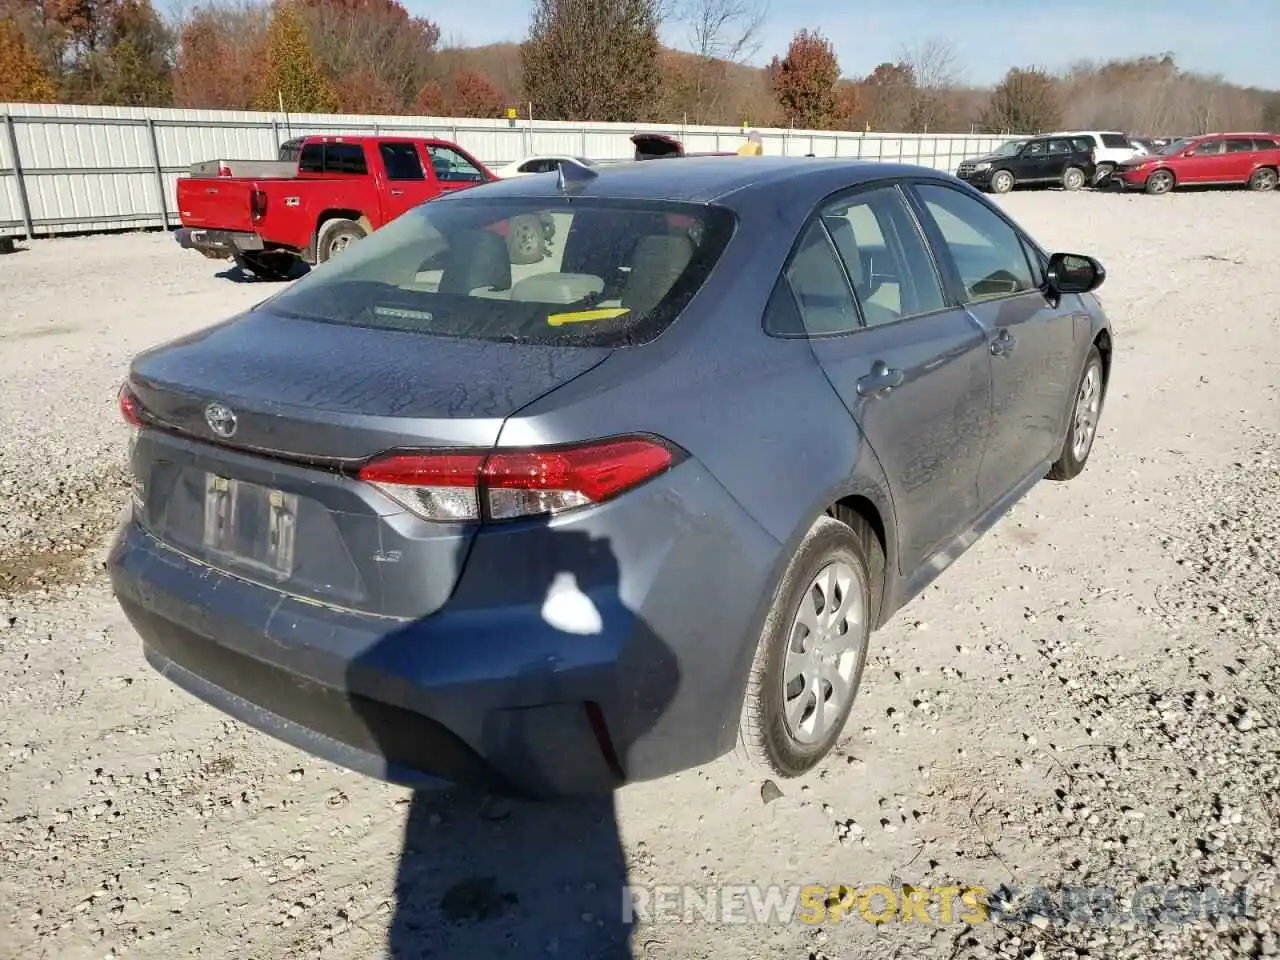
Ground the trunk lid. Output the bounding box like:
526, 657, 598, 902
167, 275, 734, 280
176, 176, 257, 231
127, 310, 612, 618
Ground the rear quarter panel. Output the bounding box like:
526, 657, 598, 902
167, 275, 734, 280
495, 187, 900, 752
257, 177, 384, 250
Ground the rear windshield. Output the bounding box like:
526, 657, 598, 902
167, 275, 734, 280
261, 196, 736, 347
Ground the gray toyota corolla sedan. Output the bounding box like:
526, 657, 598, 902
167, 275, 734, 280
109, 156, 1112, 798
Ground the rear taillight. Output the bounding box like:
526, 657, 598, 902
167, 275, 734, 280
118, 382, 145, 508
250, 188, 267, 221
218, 162, 232, 177
356, 435, 684, 523
118, 382, 143, 427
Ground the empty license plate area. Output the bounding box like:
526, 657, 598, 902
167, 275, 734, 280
203, 474, 298, 579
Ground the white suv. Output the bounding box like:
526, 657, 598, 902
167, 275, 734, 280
1049, 131, 1141, 184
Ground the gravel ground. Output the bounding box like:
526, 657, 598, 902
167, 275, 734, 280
1, 190, 1278, 960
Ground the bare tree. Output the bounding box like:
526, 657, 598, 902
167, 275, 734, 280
675, 0, 767, 123
897, 37, 961, 131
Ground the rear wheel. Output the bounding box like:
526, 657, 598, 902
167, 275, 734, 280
1145, 170, 1175, 195
990, 170, 1015, 194
1062, 166, 1086, 191
737, 514, 881, 778
316, 218, 367, 264
1248, 167, 1278, 192
234, 251, 296, 281
1048, 345, 1104, 481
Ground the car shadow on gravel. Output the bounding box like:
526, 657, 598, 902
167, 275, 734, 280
214, 262, 310, 284
348, 528, 679, 959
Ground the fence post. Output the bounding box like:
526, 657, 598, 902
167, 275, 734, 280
579, 125, 587, 158
272, 119, 280, 148
3, 114, 36, 241
145, 118, 170, 230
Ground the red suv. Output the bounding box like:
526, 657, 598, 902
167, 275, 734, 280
1115, 133, 1280, 194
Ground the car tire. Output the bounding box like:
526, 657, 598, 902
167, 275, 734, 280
1092, 163, 1114, 187
234, 251, 295, 281
316, 218, 367, 264
737, 513, 882, 779
1062, 167, 1086, 191
990, 170, 1015, 194
506, 214, 545, 265
1145, 170, 1175, 195
1048, 345, 1105, 481
1247, 167, 1278, 192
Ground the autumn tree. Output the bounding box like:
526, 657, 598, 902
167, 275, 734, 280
860, 61, 915, 131
0, 20, 58, 102
521, 0, 662, 122
768, 28, 839, 129
254, 1, 338, 114
834, 79, 864, 129
173, 2, 269, 109
297, 0, 440, 114
980, 66, 1061, 134
448, 68, 505, 117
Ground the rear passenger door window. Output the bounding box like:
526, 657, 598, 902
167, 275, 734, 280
1224, 138, 1255, 153
324, 143, 368, 175
1047, 139, 1070, 155
911, 183, 1036, 302
820, 186, 946, 327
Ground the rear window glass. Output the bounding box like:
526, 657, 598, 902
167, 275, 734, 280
1101, 133, 1131, 148
261, 197, 736, 347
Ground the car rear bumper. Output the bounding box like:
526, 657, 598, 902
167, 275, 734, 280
175, 227, 265, 260
107, 460, 782, 798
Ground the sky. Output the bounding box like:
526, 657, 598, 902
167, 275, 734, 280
421, 0, 1279, 91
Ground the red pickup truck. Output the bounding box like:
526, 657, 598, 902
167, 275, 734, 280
175, 135, 552, 280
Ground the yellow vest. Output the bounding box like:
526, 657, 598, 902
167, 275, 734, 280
737, 142, 763, 156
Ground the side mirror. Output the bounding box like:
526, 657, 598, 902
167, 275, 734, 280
1046, 252, 1105, 295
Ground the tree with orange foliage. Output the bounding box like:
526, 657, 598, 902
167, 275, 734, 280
0, 20, 58, 102
448, 69, 504, 118
297, 0, 440, 114
414, 79, 446, 115
768, 28, 839, 129
173, 2, 269, 110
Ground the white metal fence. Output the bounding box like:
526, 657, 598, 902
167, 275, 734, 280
0, 102, 1021, 239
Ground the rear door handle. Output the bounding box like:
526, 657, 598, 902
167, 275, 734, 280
856, 361, 905, 398
990, 329, 1016, 357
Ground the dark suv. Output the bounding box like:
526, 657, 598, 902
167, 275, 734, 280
956, 136, 1097, 194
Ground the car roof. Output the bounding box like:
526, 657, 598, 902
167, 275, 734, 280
436, 156, 956, 206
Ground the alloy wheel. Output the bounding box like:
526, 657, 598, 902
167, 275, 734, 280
1072, 361, 1102, 462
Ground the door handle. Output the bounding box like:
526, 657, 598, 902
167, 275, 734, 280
390, 189, 405, 196
990, 329, 1016, 357
856, 360, 905, 398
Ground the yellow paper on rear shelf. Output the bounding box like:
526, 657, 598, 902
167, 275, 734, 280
546, 307, 631, 327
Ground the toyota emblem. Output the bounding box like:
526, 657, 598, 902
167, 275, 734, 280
204, 402, 237, 438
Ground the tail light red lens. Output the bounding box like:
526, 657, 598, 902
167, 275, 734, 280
356, 436, 684, 523
118, 382, 144, 427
